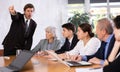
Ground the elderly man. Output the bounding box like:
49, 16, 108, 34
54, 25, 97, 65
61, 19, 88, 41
70, 18, 115, 65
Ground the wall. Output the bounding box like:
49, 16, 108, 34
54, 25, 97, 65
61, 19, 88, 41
0, 0, 68, 49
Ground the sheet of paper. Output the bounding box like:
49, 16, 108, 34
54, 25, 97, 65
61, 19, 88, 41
78, 61, 92, 65
76, 68, 103, 72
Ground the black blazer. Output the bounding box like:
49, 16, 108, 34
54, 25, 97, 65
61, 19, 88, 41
103, 53, 120, 72
55, 34, 79, 54
86, 35, 115, 61
2, 12, 37, 50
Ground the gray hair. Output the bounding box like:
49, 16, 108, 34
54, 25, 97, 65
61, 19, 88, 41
45, 26, 56, 37
97, 18, 113, 34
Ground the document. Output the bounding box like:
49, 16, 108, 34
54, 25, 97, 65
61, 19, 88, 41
76, 68, 103, 72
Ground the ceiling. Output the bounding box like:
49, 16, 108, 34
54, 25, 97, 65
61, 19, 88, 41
68, 0, 120, 4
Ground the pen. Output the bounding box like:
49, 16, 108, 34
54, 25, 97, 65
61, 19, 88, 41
75, 53, 80, 60
89, 67, 102, 70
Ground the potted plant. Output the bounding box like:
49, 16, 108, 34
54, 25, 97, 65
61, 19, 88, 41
68, 12, 90, 31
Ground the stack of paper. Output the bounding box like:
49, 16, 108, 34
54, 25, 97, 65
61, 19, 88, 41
76, 68, 103, 72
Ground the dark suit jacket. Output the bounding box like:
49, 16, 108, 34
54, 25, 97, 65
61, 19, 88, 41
2, 12, 37, 52
86, 35, 115, 61
55, 34, 79, 54
103, 49, 120, 72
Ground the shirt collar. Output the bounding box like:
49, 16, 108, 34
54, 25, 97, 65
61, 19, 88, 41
105, 34, 114, 43
69, 36, 73, 44
24, 15, 30, 22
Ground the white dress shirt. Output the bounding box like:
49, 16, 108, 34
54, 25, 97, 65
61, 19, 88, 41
67, 37, 101, 56
68, 36, 73, 46
24, 16, 30, 27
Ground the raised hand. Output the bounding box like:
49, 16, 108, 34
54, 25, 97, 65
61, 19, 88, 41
9, 5, 16, 15
108, 41, 120, 62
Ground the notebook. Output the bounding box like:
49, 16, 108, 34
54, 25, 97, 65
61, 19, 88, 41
0, 50, 34, 72
46, 51, 92, 67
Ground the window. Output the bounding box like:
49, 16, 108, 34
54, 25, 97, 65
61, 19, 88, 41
67, 1, 120, 32
67, 4, 84, 18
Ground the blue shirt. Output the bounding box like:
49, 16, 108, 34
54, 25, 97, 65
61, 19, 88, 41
82, 34, 114, 65
104, 34, 114, 59
100, 34, 114, 65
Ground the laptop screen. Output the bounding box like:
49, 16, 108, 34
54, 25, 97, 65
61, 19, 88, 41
46, 51, 92, 67
9, 50, 34, 70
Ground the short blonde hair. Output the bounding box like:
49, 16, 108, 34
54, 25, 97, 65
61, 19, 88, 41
45, 26, 56, 37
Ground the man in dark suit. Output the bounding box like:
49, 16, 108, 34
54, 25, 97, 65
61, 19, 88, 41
103, 55, 120, 72
55, 23, 79, 54
103, 15, 120, 72
2, 3, 37, 56
87, 35, 115, 63
70, 18, 115, 65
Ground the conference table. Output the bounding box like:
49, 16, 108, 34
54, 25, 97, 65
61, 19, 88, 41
0, 55, 101, 72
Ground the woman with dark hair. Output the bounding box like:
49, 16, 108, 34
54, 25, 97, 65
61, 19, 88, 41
62, 23, 101, 59
103, 15, 120, 72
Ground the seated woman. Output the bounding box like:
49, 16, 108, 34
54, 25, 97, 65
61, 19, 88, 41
32, 26, 61, 55
103, 15, 120, 72
60, 23, 101, 59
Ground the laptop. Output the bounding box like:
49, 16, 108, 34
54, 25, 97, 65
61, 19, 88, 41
0, 50, 35, 72
46, 51, 92, 67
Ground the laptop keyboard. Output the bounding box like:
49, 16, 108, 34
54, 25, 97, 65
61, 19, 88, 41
66, 61, 82, 66
67, 61, 80, 64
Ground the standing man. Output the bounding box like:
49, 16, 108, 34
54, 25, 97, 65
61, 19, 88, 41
2, 3, 37, 56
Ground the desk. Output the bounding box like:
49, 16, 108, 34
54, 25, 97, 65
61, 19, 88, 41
0, 56, 101, 72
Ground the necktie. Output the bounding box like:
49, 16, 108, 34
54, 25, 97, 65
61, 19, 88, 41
24, 20, 28, 37
68, 41, 70, 49
25, 20, 28, 32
